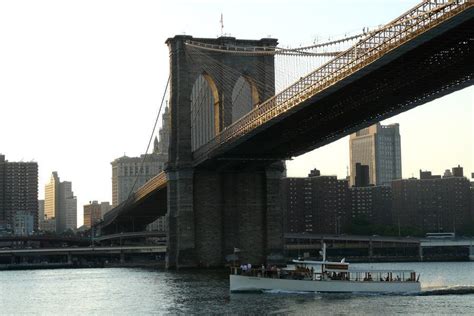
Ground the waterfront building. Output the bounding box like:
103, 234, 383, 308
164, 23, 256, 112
349, 123, 401, 186
419, 170, 441, 180
282, 170, 349, 234
452, 165, 464, 177
83, 201, 103, 228
0, 154, 38, 235
147, 214, 168, 232
471, 184, 474, 222
100, 202, 112, 218
44, 172, 77, 233
443, 169, 453, 178
83, 201, 111, 228
349, 185, 392, 225
392, 170, 471, 233
38, 199, 45, 229
13, 211, 34, 236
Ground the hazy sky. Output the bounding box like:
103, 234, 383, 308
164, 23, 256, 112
0, 0, 472, 226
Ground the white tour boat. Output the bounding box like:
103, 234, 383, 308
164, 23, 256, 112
230, 244, 421, 294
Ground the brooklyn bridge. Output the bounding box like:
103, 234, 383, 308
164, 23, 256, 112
96, 0, 474, 269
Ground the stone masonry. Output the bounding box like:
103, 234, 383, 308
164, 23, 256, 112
165, 35, 284, 268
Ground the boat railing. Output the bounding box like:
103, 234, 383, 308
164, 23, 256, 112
231, 266, 419, 283
325, 270, 418, 283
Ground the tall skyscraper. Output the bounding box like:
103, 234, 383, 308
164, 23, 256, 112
111, 106, 170, 207
349, 123, 401, 186
44, 172, 77, 233
0, 154, 38, 235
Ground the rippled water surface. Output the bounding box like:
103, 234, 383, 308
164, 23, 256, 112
1, 262, 473, 315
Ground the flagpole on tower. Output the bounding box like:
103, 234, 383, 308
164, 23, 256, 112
220, 13, 224, 36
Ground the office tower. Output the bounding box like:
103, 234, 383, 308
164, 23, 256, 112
44, 172, 77, 233
100, 202, 112, 218
83, 201, 103, 228
0, 154, 38, 235
354, 163, 370, 187
349, 123, 401, 186
111, 106, 170, 207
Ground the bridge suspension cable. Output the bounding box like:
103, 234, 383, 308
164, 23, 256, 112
184, 33, 364, 56
124, 75, 170, 207
190, 0, 471, 164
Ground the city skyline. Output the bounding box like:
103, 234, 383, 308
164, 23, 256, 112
0, 0, 472, 226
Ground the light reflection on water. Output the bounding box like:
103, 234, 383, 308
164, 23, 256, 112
0, 262, 473, 315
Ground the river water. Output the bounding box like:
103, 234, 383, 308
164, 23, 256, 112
1, 262, 473, 315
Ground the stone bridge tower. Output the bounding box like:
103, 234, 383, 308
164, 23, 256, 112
165, 35, 284, 268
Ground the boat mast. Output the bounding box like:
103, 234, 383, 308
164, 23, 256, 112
321, 243, 327, 275
322, 243, 326, 262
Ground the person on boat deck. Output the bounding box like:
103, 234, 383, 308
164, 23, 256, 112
261, 264, 265, 277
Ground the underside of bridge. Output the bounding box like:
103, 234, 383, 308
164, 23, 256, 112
102, 4, 473, 269
100, 187, 167, 235
199, 10, 473, 168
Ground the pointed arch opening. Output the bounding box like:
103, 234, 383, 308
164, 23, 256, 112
231, 76, 260, 123
190, 73, 221, 151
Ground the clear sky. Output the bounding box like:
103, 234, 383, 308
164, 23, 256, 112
0, 0, 472, 227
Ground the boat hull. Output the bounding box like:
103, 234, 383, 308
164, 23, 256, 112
230, 275, 421, 294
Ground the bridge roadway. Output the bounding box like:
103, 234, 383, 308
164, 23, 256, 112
420, 239, 474, 247
94, 230, 166, 243
286, 234, 474, 261
0, 235, 89, 245
0, 245, 166, 256
99, 172, 168, 234
99, 1, 474, 238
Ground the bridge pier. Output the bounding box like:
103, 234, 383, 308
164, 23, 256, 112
166, 163, 285, 269
166, 169, 197, 269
